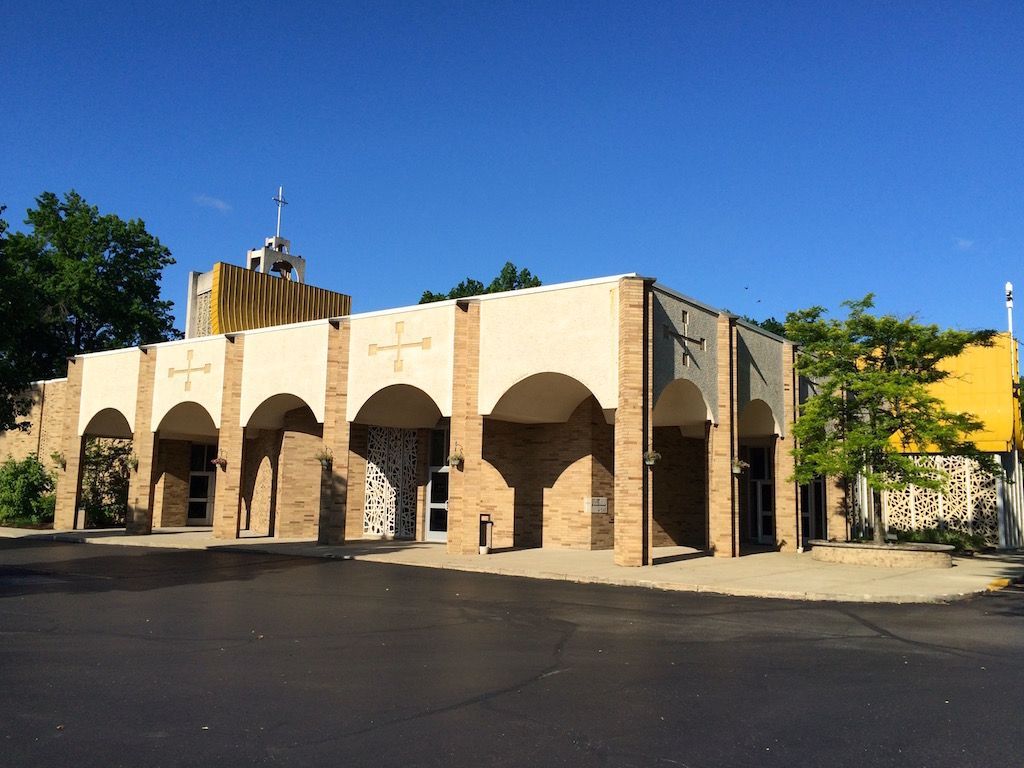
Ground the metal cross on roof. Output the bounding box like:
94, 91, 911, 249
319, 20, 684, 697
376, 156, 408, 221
272, 186, 287, 238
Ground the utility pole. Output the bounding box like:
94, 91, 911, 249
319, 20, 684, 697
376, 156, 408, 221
1005, 281, 1019, 549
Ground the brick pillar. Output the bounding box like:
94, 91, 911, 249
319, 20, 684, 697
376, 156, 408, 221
213, 336, 245, 539
774, 342, 800, 551
827, 476, 850, 541
53, 359, 84, 530
708, 315, 739, 557
448, 300, 483, 556
614, 277, 653, 566
345, 425, 368, 541
152, 440, 190, 527
318, 320, 351, 545
126, 349, 157, 535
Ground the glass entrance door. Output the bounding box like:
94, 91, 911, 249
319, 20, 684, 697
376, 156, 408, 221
747, 446, 774, 545
424, 426, 449, 542
187, 444, 217, 525
800, 476, 826, 546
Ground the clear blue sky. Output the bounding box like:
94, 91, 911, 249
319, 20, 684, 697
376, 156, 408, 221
5, 1, 1023, 333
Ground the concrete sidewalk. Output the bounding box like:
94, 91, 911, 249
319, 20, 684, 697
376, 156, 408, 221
2, 526, 1022, 603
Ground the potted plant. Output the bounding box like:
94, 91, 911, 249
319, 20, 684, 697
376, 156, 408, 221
643, 450, 661, 467
315, 447, 334, 469
447, 444, 465, 468
731, 458, 750, 475
210, 456, 228, 471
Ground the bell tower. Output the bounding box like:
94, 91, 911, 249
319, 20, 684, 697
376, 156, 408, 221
184, 185, 350, 338
245, 186, 307, 283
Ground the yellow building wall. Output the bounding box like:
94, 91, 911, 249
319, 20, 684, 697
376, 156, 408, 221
210, 263, 351, 335
930, 333, 1022, 452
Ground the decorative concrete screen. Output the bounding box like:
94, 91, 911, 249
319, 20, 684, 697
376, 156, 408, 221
363, 426, 418, 539
883, 455, 1000, 545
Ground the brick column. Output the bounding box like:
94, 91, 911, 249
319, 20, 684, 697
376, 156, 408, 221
827, 476, 850, 541
318, 320, 351, 545
613, 277, 653, 566
126, 349, 157, 535
448, 300, 484, 556
774, 342, 800, 551
345, 425, 368, 541
54, 358, 84, 530
708, 315, 739, 557
213, 336, 245, 539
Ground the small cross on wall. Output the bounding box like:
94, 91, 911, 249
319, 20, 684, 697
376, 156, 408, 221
168, 349, 212, 392
368, 321, 431, 372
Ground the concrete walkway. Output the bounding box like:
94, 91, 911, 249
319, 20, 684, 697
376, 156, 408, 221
3, 526, 1022, 604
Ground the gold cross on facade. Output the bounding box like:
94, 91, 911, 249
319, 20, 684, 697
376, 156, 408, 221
167, 349, 211, 392
368, 321, 431, 372
664, 309, 706, 367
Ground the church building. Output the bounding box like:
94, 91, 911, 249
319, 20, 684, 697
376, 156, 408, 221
2, 190, 880, 569
5, 202, 1021, 560
1, 226, 847, 566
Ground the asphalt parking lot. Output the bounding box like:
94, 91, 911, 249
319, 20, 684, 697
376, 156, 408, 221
2, 539, 1022, 767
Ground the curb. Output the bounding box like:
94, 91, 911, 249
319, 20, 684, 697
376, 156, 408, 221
3, 530, 1017, 605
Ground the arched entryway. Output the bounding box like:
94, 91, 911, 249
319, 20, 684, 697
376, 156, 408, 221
350, 385, 446, 542
151, 402, 220, 528
737, 399, 781, 548
651, 379, 713, 550
482, 372, 614, 550
76, 408, 134, 529
241, 393, 322, 538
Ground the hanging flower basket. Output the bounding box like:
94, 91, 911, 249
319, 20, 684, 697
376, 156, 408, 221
210, 456, 228, 471
315, 447, 334, 469
127, 453, 139, 473
643, 450, 662, 467
447, 449, 465, 468
731, 458, 750, 475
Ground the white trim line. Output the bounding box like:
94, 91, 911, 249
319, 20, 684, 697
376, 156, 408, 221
72, 347, 146, 360
334, 273, 638, 322
472, 273, 636, 302
75, 274, 641, 358
223, 316, 332, 338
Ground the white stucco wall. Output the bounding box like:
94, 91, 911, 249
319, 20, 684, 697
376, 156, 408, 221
77, 349, 142, 435
347, 303, 455, 421
477, 280, 620, 414
240, 322, 330, 426
150, 337, 228, 430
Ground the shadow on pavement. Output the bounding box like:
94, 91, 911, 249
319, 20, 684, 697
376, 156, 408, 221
0, 539, 328, 598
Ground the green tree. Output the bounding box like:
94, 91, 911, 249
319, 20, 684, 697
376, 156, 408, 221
784, 295, 996, 542
79, 438, 132, 527
0, 454, 56, 526
741, 315, 787, 337
419, 262, 541, 303
0, 191, 181, 430
0, 209, 41, 430
485, 262, 542, 294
